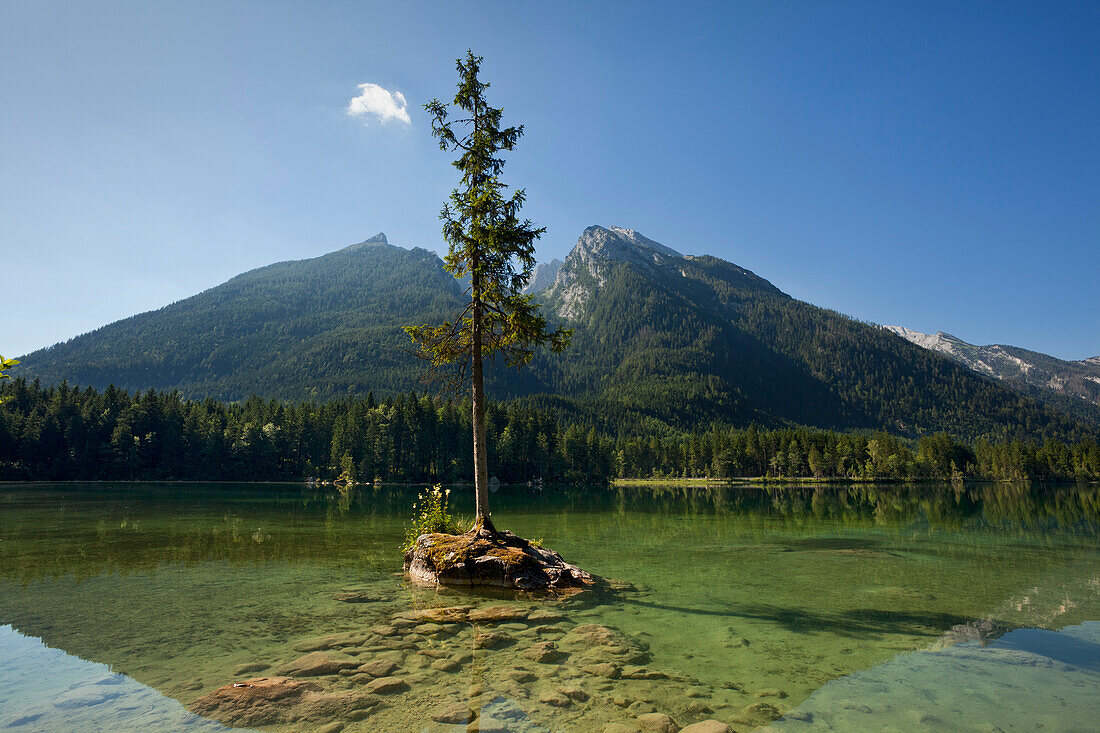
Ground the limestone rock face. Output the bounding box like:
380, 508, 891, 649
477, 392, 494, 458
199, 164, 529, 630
545, 225, 683, 320
403, 528, 597, 592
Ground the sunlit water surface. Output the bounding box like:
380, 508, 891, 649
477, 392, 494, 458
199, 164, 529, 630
0, 482, 1097, 732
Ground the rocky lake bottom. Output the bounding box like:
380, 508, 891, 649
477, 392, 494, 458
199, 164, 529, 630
0, 481, 1097, 732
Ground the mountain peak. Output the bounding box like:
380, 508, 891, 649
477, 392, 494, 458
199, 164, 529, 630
523, 258, 564, 295
339, 232, 391, 253
578, 225, 683, 259
542, 226, 696, 320
886, 325, 1100, 406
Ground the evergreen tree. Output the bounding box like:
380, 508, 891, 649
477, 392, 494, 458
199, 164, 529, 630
406, 51, 570, 532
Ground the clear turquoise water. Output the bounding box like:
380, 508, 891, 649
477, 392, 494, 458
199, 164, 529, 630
0, 482, 1097, 732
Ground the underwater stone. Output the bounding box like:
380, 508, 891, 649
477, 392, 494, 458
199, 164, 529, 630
558, 685, 589, 702
273, 652, 359, 677
431, 658, 461, 673
357, 659, 398, 677
503, 670, 536, 683
474, 630, 514, 649
51, 688, 122, 710
468, 605, 530, 623
603, 724, 642, 733
742, 701, 782, 720
363, 676, 409, 695
499, 680, 530, 699
2, 712, 44, 727
333, 590, 381, 603
406, 606, 473, 623
679, 722, 732, 733
637, 712, 680, 732
232, 662, 269, 675
525, 641, 566, 663
681, 700, 714, 717
538, 690, 572, 707
583, 662, 622, 679
432, 702, 474, 724
468, 715, 511, 733
188, 677, 321, 726
527, 608, 567, 623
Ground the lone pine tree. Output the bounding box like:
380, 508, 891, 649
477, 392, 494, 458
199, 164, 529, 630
406, 51, 570, 533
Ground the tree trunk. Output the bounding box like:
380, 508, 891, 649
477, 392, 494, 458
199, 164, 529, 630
471, 283, 495, 534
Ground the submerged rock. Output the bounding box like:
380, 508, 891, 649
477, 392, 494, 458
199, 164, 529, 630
356, 659, 398, 678
583, 662, 622, 679
474, 630, 514, 649
468, 605, 530, 623
538, 690, 572, 707
333, 590, 381, 603
293, 631, 370, 652
404, 528, 596, 592
232, 662, 269, 676
363, 676, 409, 695
525, 640, 566, 664
603, 724, 642, 733
742, 701, 782, 721
51, 688, 122, 710
430, 658, 461, 673
679, 722, 732, 733
432, 701, 474, 724
637, 712, 680, 732
404, 605, 473, 623
188, 677, 320, 726
273, 652, 359, 677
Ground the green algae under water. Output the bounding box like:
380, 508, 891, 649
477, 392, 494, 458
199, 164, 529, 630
0, 481, 1097, 732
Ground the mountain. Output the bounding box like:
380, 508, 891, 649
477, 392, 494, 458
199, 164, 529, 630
884, 326, 1100, 407
524, 225, 1097, 439
18, 234, 472, 401
14, 227, 1098, 441
522, 258, 563, 295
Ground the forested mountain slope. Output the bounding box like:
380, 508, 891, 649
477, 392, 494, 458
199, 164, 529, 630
528, 226, 1098, 440
884, 326, 1100, 407
16, 227, 1099, 441
18, 235, 495, 401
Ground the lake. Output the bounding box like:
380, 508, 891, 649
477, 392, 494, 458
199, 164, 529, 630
1, 481, 1098, 732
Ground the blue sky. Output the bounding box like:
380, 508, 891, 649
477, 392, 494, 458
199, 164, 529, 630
2, 1, 1098, 360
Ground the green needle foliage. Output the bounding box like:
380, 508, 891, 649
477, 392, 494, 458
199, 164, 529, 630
406, 51, 570, 531
0, 356, 18, 404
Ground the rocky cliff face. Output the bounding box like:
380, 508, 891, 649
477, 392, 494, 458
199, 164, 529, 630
522, 258, 564, 295
884, 326, 1100, 406
543, 225, 685, 319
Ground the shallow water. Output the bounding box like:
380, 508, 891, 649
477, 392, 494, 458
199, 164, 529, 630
0, 481, 1097, 732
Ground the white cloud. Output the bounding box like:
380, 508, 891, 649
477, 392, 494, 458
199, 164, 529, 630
346, 83, 410, 125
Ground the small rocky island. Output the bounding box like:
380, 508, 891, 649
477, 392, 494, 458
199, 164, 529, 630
404, 526, 597, 593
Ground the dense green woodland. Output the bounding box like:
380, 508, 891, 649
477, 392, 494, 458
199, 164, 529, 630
2, 380, 1097, 483
16, 236, 1100, 443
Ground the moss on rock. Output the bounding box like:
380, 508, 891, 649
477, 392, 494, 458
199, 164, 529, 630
403, 528, 597, 592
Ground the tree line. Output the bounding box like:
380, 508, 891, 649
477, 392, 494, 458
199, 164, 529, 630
613, 426, 1100, 482
1, 379, 1097, 483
